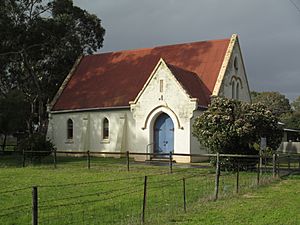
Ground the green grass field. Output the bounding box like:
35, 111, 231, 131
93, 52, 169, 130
0, 155, 218, 225
0, 155, 298, 224
171, 174, 300, 225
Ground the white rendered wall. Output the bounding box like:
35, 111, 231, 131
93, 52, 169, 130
278, 142, 300, 154
218, 42, 251, 102
47, 109, 135, 153
190, 110, 207, 155
130, 61, 197, 161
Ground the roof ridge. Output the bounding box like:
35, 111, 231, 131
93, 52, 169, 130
90, 37, 231, 56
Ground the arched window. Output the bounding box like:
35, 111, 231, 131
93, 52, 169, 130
234, 57, 238, 71
103, 118, 109, 140
232, 80, 235, 99
67, 119, 73, 139
236, 82, 240, 100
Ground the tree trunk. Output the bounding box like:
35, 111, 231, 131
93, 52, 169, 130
22, 52, 48, 135
38, 98, 48, 135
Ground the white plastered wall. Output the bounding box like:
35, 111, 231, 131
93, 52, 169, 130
130, 60, 197, 162
215, 36, 251, 102
47, 109, 135, 154
190, 110, 207, 151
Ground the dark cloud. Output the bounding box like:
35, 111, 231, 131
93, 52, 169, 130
74, 0, 300, 101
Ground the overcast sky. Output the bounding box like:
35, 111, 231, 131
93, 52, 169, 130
73, 0, 300, 101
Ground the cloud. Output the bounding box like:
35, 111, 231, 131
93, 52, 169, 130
73, 0, 300, 101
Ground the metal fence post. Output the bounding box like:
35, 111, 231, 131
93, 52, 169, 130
22, 149, 26, 167
214, 153, 220, 201
87, 150, 90, 169
257, 159, 260, 185
272, 154, 276, 178
126, 151, 130, 172
141, 176, 148, 224
183, 177, 187, 213
277, 154, 281, 177
169, 151, 173, 174
32, 186, 38, 225
22, 149, 25, 167
298, 156, 300, 170
236, 162, 239, 194
259, 152, 263, 177
288, 155, 291, 171
53, 149, 57, 169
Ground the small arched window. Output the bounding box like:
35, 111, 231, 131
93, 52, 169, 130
103, 118, 109, 140
234, 57, 238, 71
67, 119, 73, 139
236, 82, 240, 100
232, 80, 235, 99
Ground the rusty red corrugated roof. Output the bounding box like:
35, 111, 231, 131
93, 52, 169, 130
52, 38, 230, 111
166, 63, 211, 107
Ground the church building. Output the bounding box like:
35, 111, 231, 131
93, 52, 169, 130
47, 34, 251, 162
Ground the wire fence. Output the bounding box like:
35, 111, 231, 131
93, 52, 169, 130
0, 151, 299, 224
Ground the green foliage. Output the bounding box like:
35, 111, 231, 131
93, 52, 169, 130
291, 96, 300, 112
0, 89, 30, 135
17, 134, 55, 158
192, 97, 283, 155
279, 96, 300, 130
280, 111, 300, 130
251, 91, 291, 117
0, 0, 105, 134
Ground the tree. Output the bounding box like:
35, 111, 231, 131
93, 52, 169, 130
291, 96, 300, 112
17, 133, 55, 160
278, 96, 300, 130
0, 0, 105, 134
0, 90, 30, 151
192, 97, 283, 157
280, 112, 300, 130
251, 91, 291, 117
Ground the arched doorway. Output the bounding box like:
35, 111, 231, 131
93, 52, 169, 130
154, 113, 174, 155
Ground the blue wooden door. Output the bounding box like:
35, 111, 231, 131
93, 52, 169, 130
154, 113, 174, 154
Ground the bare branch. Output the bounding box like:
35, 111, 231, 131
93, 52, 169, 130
0, 43, 47, 57
0, 50, 23, 57
32, 5, 52, 19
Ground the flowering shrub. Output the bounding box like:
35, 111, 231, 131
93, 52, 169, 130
192, 97, 283, 168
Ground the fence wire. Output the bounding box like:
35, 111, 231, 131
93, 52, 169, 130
0, 152, 299, 225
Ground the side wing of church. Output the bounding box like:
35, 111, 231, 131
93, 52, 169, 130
47, 34, 251, 162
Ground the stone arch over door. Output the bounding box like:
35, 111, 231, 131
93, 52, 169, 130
142, 105, 182, 130
153, 113, 174, 155
141, 105, 182, 156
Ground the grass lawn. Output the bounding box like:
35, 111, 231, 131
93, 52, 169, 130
0, 155, 217, 225
0, 155, 297, 224
170, 174, 300, 225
